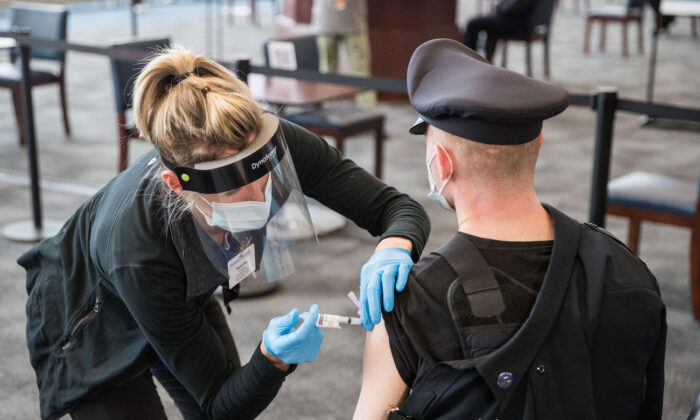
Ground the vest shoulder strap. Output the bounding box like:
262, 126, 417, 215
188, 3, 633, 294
434, 234, 506, 318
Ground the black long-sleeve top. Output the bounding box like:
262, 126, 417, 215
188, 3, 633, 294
20, 118, 430, 420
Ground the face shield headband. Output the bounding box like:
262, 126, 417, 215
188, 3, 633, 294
160, 117, 285, 194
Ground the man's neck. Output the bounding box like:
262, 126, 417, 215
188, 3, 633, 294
455, 190, 554, 242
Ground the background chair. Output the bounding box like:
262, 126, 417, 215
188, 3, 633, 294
262, 35, 386, 178
607, 171, 700, 320
109, 38, 170, 172
555, 0, 591, 14
583, 0, 645, 57
0, 5, 69, 146
485, 0, 556, 78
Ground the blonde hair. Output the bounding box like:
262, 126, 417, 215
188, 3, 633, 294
132, 47, 263, 222
430, 126, 541, 190
133, 47, 262, 166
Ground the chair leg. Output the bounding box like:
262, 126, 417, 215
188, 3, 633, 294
11, 86, 25, 146
118, 112, 129, 172
690, 227, 700, 321
544, 37, 551, 79
627, 218, 641, 255
59, 70, 71, 136
501, 41, 508, 68
622, 20, 629, 58
525, 41, 532, 77
600, 21, 607, 52
692, 17, 698, 39
335, 135, 345, 155
374, 125, 383, 179
584, 19, 592, 54
485, 37, 498, 62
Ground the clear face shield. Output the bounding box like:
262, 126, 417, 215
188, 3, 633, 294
162, 113, 318, 289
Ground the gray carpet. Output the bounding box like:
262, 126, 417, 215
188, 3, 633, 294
0, 1, 698, 418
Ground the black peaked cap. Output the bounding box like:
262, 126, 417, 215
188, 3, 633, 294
407, 38, 569, 145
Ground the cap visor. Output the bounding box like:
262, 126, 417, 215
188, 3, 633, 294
409, 117, 428, 135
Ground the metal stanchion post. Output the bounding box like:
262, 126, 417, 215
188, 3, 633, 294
587, 87, 618, 228
217, 0, 224, 59
2, 29, 63, 242
206, 0, 213, 57
131, 0, 138, 36
640, 18, 662, 126
646, 17, 662, 104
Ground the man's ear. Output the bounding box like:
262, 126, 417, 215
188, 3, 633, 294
435, 144, 453, 181
162, 170, 184, 195
539, 132, 543, 150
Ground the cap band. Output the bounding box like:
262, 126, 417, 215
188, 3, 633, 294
411, 114, 542, 145
161, 132, 286, 194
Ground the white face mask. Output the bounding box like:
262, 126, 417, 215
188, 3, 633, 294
196, 178, 273, 233
426, 145, 455, 212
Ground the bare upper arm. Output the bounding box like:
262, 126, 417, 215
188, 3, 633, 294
353, 318, 409, 420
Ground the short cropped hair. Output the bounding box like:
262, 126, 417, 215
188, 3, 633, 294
429, 126, 541, 189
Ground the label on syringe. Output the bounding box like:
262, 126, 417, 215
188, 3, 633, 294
316, 313, 361, 329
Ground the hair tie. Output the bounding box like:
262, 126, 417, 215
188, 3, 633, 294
201, 85, 211, 95
171, 72, 192, 86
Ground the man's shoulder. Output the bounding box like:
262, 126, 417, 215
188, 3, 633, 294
577, 222, 659, 294
410, 251, 453, 284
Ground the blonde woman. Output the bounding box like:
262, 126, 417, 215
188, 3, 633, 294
20, 48, 429, 420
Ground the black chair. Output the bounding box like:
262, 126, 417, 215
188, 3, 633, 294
583, 0, 645, 57
0, 5, 69, 146
262, 35, 386, 179
485, 0, 556, 78
607, 172, 700, 320
109, 38, 170, 172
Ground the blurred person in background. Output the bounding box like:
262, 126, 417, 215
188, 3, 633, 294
313, 0, 377, 108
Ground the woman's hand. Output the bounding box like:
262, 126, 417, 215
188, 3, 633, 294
261, 304, 324, 369
359, 238, 413, 331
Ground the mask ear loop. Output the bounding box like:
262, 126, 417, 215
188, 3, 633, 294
435, 144, 454, 194
192, 194, 214, 222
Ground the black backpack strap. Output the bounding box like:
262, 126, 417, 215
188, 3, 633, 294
580, 222, 609, 351
435, 234, 506, 318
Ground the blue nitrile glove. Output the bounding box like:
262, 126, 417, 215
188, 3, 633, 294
360, 247, 413, 331
262, 304, 324, 365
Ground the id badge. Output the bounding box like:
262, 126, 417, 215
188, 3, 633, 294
227, 244, 256, 288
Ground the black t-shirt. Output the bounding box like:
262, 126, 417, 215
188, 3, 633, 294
383, 231, 553, 386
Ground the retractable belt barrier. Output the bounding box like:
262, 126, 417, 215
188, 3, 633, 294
1, 30, 699, 241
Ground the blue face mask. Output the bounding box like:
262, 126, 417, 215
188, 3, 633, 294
197, 178, 273, 233
426, 146, 454, 212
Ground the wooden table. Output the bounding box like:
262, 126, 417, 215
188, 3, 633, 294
247, 73, 364, 107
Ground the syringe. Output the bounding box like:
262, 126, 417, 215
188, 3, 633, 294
316, 313, 362, 329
